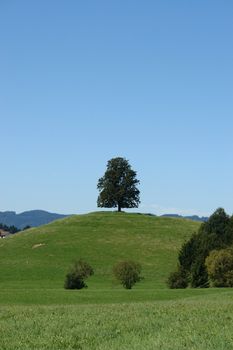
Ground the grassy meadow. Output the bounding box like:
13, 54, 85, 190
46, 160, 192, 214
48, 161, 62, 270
0, 212, 233, 349
1, 291, 233, 350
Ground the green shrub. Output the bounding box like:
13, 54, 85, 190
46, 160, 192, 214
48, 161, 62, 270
64, 259, 94, 289
113, 260, 142, 289
205, 249, 233, 287
167, 267, 188, 289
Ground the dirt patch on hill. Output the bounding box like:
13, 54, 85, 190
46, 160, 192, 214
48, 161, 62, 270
32, 243, 45, 249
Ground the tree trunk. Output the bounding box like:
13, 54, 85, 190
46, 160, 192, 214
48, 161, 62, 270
118, 204, 121, 212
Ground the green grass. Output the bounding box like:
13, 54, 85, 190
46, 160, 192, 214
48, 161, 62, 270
1, 212, 233, 349
0, 212, 200, 292
1, 292, 233, 349
0, 286, 227, 305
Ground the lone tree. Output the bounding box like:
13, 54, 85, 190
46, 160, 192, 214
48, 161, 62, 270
97, 157, 140, 212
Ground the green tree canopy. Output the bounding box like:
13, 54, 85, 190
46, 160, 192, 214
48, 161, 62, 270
64, 259, 94, 290
113, 260, 142, 289
205, 249, 233, 287
169, 208, 233, 288
97, 157, 140, 212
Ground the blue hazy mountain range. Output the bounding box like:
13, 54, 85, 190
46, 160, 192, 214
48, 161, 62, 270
161, 214, 208, 222
0, 210, 70, 229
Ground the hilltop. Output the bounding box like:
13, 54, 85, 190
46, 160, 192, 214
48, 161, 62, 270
0, 212, 200, 290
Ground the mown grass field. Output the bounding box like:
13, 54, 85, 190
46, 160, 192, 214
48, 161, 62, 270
1, 212, 232, 349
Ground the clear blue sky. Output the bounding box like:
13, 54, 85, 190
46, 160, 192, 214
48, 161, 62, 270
1, 0, 233, 216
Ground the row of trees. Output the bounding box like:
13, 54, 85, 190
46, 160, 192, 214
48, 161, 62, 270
0, 223, 20, 234
0, 223, 31, 234
168, 208, 233, 288
64, 259, 142, 290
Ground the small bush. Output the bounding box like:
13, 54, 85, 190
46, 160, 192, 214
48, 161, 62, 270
113, 260, 142, 289
205, 249, 233, 287
64, 259, 94, 290
167, 267, 188, 289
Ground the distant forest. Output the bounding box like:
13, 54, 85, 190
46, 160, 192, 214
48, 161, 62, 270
0, 223, 20, 234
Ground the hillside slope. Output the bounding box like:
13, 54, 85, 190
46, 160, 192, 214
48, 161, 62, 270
0, 212, 200, 289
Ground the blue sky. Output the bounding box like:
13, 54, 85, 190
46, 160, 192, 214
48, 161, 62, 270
1, 0, 233, 216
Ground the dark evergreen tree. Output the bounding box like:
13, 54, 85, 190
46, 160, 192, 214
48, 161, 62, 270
199, 208, 230, 238
97, 157, 140, 212
178, 233, 200, 272
169, 208, 233, 288
190, 258, 209, 288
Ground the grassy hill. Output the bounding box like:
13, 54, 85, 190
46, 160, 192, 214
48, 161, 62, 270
0, 211, 200, 291
1, 212, 233, 350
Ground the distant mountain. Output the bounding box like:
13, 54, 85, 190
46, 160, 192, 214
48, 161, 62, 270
161, 214, 208, 222
0, 210, 70, 230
